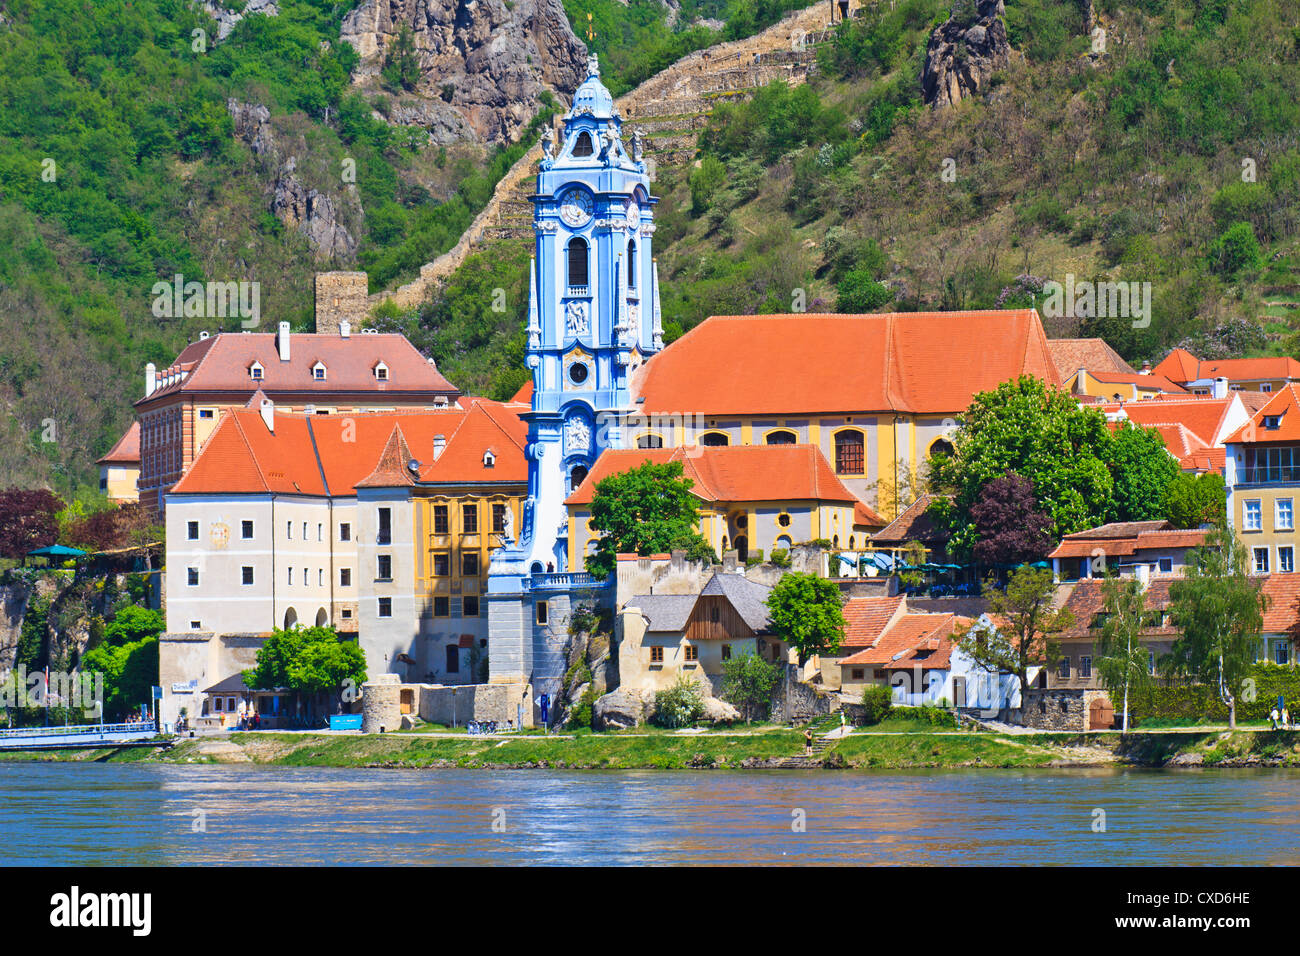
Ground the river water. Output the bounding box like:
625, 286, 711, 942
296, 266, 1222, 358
2, 763, 1298, 865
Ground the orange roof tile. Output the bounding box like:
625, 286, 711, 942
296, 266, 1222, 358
1225, 385, 1300, 444
97, 422, 140, 465
1151, 348, 1201, 383
870, 494, 949, 546
841, 596, 906, 649
1152, 349, 1300, 386
840, 613, 957, 667
564, 444, 858, 506
1261, 574, 1300, 632
632, 310, 1060, 416
1047, 338, 1135, 380
1083, 371, 1186, 392
854, 500, 886, 528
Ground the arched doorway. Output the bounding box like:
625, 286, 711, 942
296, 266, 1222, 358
284, 607, 298, 630
315, 607, 328, 628
734, 535, 749, 562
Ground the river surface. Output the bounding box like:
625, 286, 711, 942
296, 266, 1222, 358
2, 763, 1299, 865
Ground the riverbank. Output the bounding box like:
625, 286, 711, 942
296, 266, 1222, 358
7, 726, 1300, 769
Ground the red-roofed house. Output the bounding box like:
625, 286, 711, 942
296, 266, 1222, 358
135, 323, 460, 514
563, 444, 863, 569
1153, 348, 1300, 394
97, 422, 141, 503
624, 310, 1060, 517
159, 398, 527, 730
1066, 368, 1186, 402
1048, 521, 1210, 582
1224, 384, 1300, 577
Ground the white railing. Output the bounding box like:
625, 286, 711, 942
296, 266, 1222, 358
0, 721, 154, 740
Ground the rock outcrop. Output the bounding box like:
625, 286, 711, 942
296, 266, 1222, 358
200, 0, 280, 43
340, 0, 588, 144
921, 0, 1011, 110
594, 687, 652, 730
228, 100, 361, 262
702, 696, 740, 724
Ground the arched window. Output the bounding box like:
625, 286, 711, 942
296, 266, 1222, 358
627, 240, 637, 289
766, 430, 797, 445
572, 131, 594, 157
570, 465, 589, 493
315, 607, 328, 627
834, 429, 865, 474
776, 535, 792, 550
567, 238, 589, 289
284, 607, 298, 630
700, 432, 729, 446
637, 434, 663, 448
929, 438, 955, 460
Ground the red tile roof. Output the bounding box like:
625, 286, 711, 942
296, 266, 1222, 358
564, 444, 858, 506
1151, 348, 1200, 383
1225, 384, 1300, 444
170, 399, 526, 498
839, 613, 960, 668
1097, 395, 1239, 447
631, 310, 1060, 416
1082, 371, 1186, 393
97, 422, 140, 465
136, 331, 458, 408
870, 494, 949, 546
1261, 574, 1300, 632
1046, 338, 1135, 380
841, 596, 906, 649
1059, 578, 1177, 640
1153, 348, 1300, 386
854, 500, 886, 528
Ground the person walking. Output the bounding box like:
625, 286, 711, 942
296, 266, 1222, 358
1270, 706, 1280, 729
1284, 707, 1291, 730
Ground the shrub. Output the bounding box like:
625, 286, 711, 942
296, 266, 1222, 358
859, 685, 894, 725
836, 270, 894, 312
769, 548, 791, 569
1208, 222, 1264, 277
567, 683, 597, 730
652, 675, 705, 728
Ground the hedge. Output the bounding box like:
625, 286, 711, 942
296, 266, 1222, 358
1129, 663, 1300, 723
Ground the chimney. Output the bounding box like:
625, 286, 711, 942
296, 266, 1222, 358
433, 435, 446, 461
144, 362, 156, 397
340, 320, 350, 339
1140, 360, 1151, 374
277, 321, 291, 361
260, 397, 275, 433
1212, 376, 1228, 399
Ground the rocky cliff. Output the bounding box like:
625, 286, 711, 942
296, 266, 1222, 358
921, 0, 1012, 110
340, 0, 588, 145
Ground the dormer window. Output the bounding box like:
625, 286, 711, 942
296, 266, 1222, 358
374, 361, 389, 381
312, 362, 327, 381
1265, 415, 1282, 430
249, 362, 264, 380
572, 131, 594, 157
483, 449, 496, 468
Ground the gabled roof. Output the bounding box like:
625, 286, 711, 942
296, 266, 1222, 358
628, 594, 697, 632
1261, 574, 1300, 633
1047, 338, 1135, 379
97, 421, 140, 465
870, 494, 950, 546
1048, 524, 1208, 560
631, 310, 1059, 416
1151, 347, 1200, 383
1058, 578, 1176, 640
136, 331, 458, 406
170, 400, 527, 498
565, 444, 857, 506
1152, 348, 1300, 386
854, 500, 887, 529
1097, 395, 1242, 447
841, 595, 906, 649
839, 612, 959, 668
1225, 384, 1300, 444
1079, 370, 1186, 393
629, 572, 773, 635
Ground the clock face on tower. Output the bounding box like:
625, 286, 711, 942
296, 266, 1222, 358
560, 188, 594, 227
625, 200, 640, 230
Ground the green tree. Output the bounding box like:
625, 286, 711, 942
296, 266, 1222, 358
1166, 527, 1266, 729
835, 269, 894, 312
382, 23, 421, 92
584, 460, 715, 577
954, 566, 1073, 700
720, 653, 781, 722
1208, 221, 1264, 277
765, 571, 846, 666
1094, 575, 1153, 734
103, 606, 165, 646
689, 155, 726, 215
1163, 472, 1227, 529
81, 636, 159, 721
244, 625, 367, 717
1109, 421, 1181, 522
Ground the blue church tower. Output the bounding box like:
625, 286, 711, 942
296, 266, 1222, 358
487, 54, 663, 711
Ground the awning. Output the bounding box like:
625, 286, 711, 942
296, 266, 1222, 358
27, 545, 87, 558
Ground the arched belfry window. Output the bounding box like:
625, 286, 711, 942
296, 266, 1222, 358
627, 240, 637, 289
568, 238, 589, 289
572, 131, 594, 157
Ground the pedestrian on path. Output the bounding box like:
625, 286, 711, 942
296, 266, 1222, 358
1270, 706, 1280, 729
1285, 707, 1291, 730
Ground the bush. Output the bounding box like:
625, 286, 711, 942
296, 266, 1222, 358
1208, 222, 1264, 277
836, 270, 894, 312
1129, 663, 1300, 724
859, 685, 894, 725
567, 683, 597, 730
769, 548, 791, 569
652, 675, 705, 728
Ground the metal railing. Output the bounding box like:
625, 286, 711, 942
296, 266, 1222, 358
528, 572, 606, 590
0, 721, 155, 739
1239, 466, 1300, 485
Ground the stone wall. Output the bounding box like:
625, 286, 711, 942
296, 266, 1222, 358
314, 271, 370, 333
770, 663, 834, 724
362, 673, 402, 732
1020, 688, 1112, 731
413, 680, 533, 727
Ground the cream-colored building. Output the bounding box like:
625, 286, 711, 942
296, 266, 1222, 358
97, 422, 140, 503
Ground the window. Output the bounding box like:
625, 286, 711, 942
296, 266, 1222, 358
722, 644, 732, 662
567, 238, 589, 289
433, 553, 450, 576
700, 432, 729, 446
852, 668, 864, 680
317, 523, 323, 541
286, 521, 293, 539
1254, 547, 1270, 574
684, 645, 698, 662
340, 568, 352, 587
434, 596, 450, 617
1058, 656, 1070, 679
191, 621, 202, 630
572, 131, 594, 157
241, 566, 254, 586
378, 597, 392, 618
1244, 499, 1262, 531
1274, 640, 1290, 666
312, 363, 326, 381
374, 363, 389, 381
339, 522, 351, 542
637, 434, 663, 449
199, 409, 214, 419
187, 521, 199, 540
341, 608, 352, 620
188, 567, 199, 586
446, 645, 460, 673
377, 555, 392, 580
377, 507, 391, 545
241, 520, 254, 539
1080, 655, 1092, 678
302, 567, 308, 586
536, 601, 548, 625
462, 552, 480, 577
627, 239, 637, 289
213, 697, 223, 713
463, 595, 479, 617
835, 430, 865, 474
568, 362, 589, 385
433, 505, 449, 535
288, 567, 294, 585
1279, 499, 1294, 531
1158, 558, 1173, 573
1282, 547, 1295, 573
649, 646, 664, 664
302, 521, 308, 539
492, 503, 507, 533
462, 503, 478, 534
766, 430, 797, 445
250, 364, 263, 380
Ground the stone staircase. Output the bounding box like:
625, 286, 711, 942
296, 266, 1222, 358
367, 0, 848, 311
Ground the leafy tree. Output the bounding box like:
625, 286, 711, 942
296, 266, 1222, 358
765, 571, 846, 666
244, 625, 367, 716
381, 23, 421, 92
968, 472, 1052, 566
1208, 221, 1264, 277
103, 606, 165, 647
1109, 422, 1181, 522
0, 489, 63, 559
835, 270, 894, 312
689, 156, 726, 215
954, 566, 1073, 700
720, 653, 781, 722
1094, 575, 1153, 734
81, 634, 159, 721
1163, 472, 1227, 529
859, 684, 893, 724
1166, 527, 1266, 729
584, 460, 715, 577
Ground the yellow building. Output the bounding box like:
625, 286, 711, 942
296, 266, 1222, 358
1066, 368, 1186, 403
97, 422, 140, 503
1225, 385, 1300, 575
